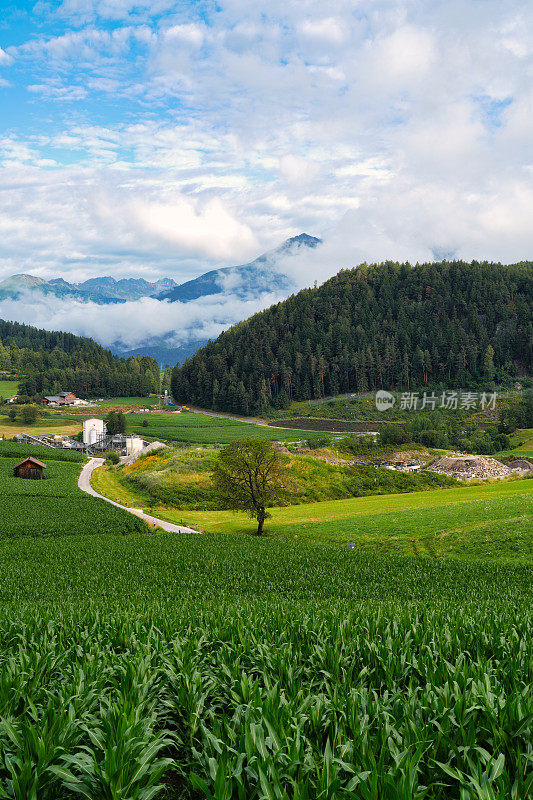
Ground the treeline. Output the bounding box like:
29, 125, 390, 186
172, 260, 533, 415
0, 319, 160, 398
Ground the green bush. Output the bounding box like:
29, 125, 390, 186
20, 405, 38, 425
306, 435, 331, 449
379, 423, 409, 445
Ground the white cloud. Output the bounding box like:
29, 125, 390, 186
1, 0, 533, 298
0, 47, 12, 65
0, 291, 287, 350
299, 18, 348, 45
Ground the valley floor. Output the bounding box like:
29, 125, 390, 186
92, 463, 533, 560
1, 439, 532, 797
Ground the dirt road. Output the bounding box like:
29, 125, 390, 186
78, 458, 199, 533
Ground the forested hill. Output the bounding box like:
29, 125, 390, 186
171, 260, 533, 415
0, 319, 160, 398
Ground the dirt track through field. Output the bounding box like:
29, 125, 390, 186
78, 458, 199, 534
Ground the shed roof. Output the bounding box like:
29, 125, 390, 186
13, 457, 47, 469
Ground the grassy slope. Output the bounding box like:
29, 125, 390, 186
92, 465, 533, 560
497, 427, 533, 457
0, 379, 19, 398
102, 445, 452, 512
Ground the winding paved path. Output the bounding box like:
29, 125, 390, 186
78, 458, 199, 533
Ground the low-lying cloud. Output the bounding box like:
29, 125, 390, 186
0, 289, 288, 353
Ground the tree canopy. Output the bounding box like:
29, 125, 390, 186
0, 319, 160, 398
213, 439, 288, 534
172, 260, 533, 415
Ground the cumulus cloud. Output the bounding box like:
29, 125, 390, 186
0, 0, 532, 352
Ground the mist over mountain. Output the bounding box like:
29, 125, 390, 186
0, 234, 322, 365
0, 274, 178, 304
159, 234, 321, 303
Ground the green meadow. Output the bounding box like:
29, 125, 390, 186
92, 460, 533, 560
0, 379, 19, 398
127, 410, 322, 444
1, 421, 532, 797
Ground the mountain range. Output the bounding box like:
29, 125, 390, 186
0, 234, 320, 306
158, 233, 320, 303
0, 233, 321, 365
0, 273, 178, 303
116, 234, 321, 364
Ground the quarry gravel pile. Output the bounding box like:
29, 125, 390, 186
427, 455, 511, 480
508, 459, 533, 473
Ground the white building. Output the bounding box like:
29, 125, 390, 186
83, 417, 106, 445
126, 435, 144, 456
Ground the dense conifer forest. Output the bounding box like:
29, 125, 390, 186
172, 260, 533, 415
0, 319, 160, 397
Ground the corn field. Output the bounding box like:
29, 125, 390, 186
0, 531, 531, 799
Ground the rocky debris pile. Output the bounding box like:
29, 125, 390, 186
508, 459, 533, 473
427, 454, 511, 480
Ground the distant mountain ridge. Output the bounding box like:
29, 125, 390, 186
159, 233, 321, 303
0, 234, 321, 308
0, 233, 322, 366
0, 274, 178, 303
113, 233, 322, 365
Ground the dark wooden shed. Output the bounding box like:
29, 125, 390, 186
13, 457, 46, 480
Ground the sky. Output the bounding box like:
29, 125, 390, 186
0, 0, 532, 348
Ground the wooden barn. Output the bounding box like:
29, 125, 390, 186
13, 457, 46, 480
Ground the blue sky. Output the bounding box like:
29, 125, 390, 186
0, 0, 531, 346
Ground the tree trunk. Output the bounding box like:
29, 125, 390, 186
256, 509, 265, 535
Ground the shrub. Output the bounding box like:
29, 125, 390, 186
307, 435, 331, 449
379, 423, 409, 445
20, 405, 38, 425
105, 450, 120, 465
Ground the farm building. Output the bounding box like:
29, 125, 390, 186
13, 457, 46, 480
43, 391, 89, 407
44, 391, 77, 406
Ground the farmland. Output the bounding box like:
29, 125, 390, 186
0, 442, 147, 537
0, 412, 81, 438
1, 427, 532, 798
0, 379, 19, 398
0, 531, 532, 798
126, 410, 323, 444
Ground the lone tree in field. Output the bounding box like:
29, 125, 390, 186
105, 410, 126, 435
213, 438, 287, 535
